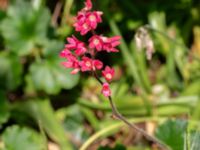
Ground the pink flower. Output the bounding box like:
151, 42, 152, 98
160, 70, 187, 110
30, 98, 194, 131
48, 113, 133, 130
74, 22, 91, 35
89, 35, 103, 51
101, 35, 121, 52
102, 66, 115, 82
65, 35, 87, 56
83, 0, 92, 11
86, 11, 103, 29
79, 57, 103, 71
93, 59, 103, 70
70, 68, 80, 74
76, 12, 87, 25
60, 0, 120, 98
74, 11, 103, 35
59, 49, 72, 58
65, 36, 78, 49
74, 12, 89, 35
79, 56, 93, 71
74, 47, 87, 56
101, 82, 111, 97
61, 55, 80, 74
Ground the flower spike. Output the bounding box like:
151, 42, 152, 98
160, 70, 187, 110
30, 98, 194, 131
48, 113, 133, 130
60, 0, 120, 97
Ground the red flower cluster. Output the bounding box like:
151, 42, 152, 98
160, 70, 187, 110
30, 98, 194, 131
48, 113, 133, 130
60, 0, 120, 97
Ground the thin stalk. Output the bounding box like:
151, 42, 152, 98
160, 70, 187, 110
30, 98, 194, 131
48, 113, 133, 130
80, 120, 123, 150
80, 117, 170, 150
93, 73, 170, 150
108, 96, 169, 150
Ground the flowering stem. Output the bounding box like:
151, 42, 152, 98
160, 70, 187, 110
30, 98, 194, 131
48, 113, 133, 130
80, 117, 167, 150
108, 97, 170, 150
93, 71, 103, 84
93, 73, 170, 150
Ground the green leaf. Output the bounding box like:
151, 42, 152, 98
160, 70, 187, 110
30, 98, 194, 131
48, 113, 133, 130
189, 130, 200, 150
2, 125, 46, 150
51, 58, 80, 90
155, 119, 187, 150
182, 80, 200, 95
0, 52, 22, 90
0, 0, 50, 56
15, 99, 73, 150
0, 91, 10, 128
29, 58, 79, 94
29, 61, 60, 94
60, 105, 89, 145
42, 40, 64, 57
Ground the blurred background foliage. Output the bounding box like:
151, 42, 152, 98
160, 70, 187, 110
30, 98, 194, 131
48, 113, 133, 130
0, 0, 200, 149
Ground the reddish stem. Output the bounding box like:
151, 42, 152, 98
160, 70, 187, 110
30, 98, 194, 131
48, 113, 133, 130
93, 72, 170, 150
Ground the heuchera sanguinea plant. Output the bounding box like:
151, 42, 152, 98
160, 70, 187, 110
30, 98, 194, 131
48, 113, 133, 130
59, 1, 169, 149
59, 0, 120, 97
